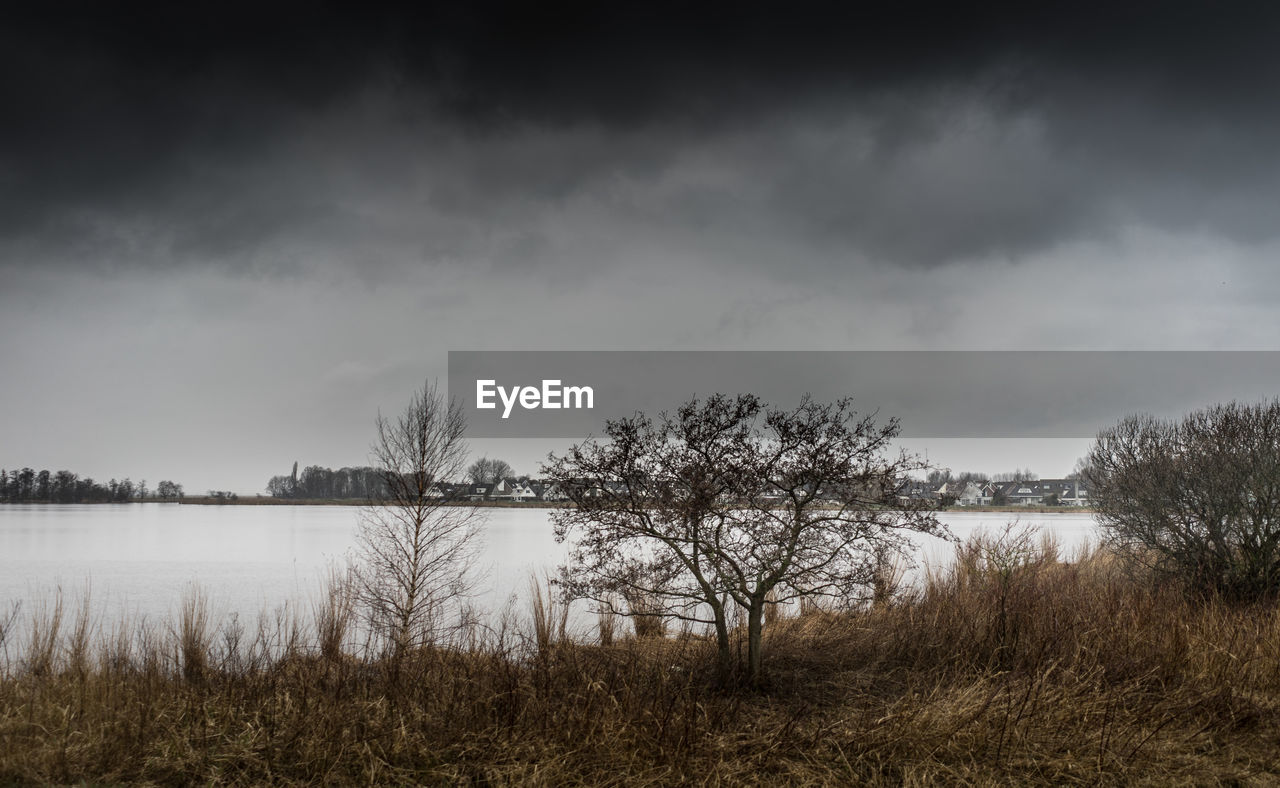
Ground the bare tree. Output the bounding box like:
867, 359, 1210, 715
1066, 456, 1092, 480
351, 380, 484, 656
544, 393, 946, 685
1086, 399, 1280, 601
926, 468, 953, 486
544, 394, 756, 682
466, 457, 514, 485
729, 397, 946, 682
992, 468, 1038, 482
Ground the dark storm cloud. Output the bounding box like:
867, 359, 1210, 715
5, 2, 1280, 275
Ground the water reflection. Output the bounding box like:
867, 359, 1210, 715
0, 504, 1098, 644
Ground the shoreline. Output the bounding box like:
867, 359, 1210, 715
0, 498, 1097, 513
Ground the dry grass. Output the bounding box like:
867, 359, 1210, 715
528, 573, 570, 654
625, 590, 668, 639
596, 595, 621, 647
312, 564, 356, 663
4, 529, 1280, 784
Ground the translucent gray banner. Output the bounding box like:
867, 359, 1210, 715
448, 351, 1280, 439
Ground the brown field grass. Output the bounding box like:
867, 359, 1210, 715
3, 529, 1279, 785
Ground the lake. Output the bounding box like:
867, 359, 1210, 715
0, 504, 1100, 646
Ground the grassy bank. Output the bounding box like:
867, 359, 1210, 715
2, 532, 1276, 784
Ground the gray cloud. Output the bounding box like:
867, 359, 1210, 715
7, 3, 1280, 280
7, 3, 1280, 491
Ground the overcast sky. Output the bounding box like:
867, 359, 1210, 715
4, 3, 1280, 493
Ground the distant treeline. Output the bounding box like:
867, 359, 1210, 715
0, 468, 183, 503
266, 463, 388, 500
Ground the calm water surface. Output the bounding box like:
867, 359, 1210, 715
0, 504, 1099, 638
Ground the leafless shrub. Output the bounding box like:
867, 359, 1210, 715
351, 380, 484, 657
1088, 399, 1280, 600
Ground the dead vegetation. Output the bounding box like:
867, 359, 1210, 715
3, 528, 1280, 785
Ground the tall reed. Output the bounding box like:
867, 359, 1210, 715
528, 573, 569, 653
174, 584, 212, 683
3, 532, 1278, 785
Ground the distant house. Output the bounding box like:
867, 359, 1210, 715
490, 477, 538, 502
530, 481, 564, 502
949, 481, 994, 506
897, 480, 939, 504
1056, 479, 1090, 506
998, 481, 1044, 505
996, 479, 1090, 506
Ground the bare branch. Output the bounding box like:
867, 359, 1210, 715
350, 379, 485, 656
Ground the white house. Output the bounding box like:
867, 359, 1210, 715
490, 478, 538, 502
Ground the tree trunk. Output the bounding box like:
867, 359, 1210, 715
709, 599, 733, 686
747, 599, 765, 687
715, 621, 733, 685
